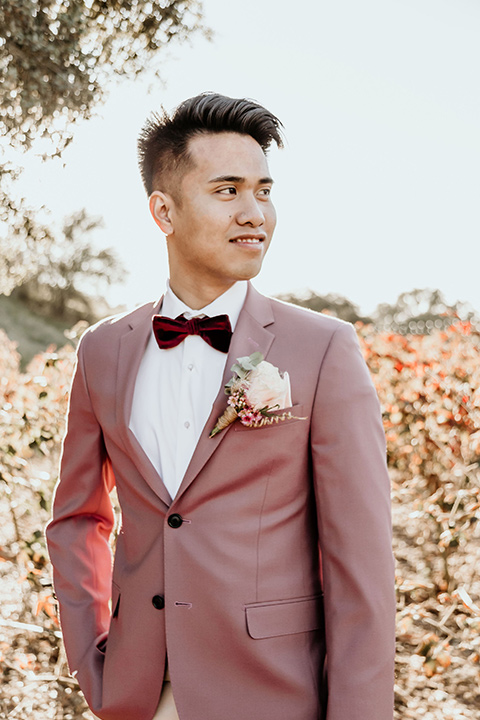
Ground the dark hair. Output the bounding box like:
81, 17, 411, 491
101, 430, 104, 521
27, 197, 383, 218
137, 92, 284, 196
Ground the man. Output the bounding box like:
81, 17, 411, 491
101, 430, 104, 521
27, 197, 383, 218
46, 93, 396, 720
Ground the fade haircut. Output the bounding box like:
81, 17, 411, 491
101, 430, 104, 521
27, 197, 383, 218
137, 92, 284, 198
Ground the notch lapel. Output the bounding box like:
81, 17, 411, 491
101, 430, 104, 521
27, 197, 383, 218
115, 300, 173, 507
174, 286, 275, 502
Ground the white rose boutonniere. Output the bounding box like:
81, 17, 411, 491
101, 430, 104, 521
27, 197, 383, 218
210, 352, 306, 437
247, 361, 292, 411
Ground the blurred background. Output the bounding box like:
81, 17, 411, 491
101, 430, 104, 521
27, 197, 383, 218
1, 1, 480, 718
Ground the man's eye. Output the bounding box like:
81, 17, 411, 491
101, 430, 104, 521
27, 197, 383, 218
259, 187, 271, 197
218, 187, 237, 195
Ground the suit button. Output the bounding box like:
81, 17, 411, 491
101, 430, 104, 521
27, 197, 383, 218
168, 513, 183, 529
152, 595, 165, 610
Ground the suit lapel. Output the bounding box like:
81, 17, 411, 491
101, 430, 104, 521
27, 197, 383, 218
115, 299, 173, 507
174, 285, 275, 502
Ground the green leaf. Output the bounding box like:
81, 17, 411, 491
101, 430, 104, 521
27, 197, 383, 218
231, 352, 264, 375
230, 362, 247, 378
246, 351, 264, 368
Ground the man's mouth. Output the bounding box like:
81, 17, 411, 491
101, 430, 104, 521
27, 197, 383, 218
229, 235, 265, 245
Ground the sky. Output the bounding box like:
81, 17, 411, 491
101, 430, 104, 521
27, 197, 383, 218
17, 0, 480, 315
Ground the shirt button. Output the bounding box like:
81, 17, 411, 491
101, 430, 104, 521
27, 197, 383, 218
187, 363, 194, 371
167, 514, 183, 529
152, 595, 165, 610
184, 421, 190, 429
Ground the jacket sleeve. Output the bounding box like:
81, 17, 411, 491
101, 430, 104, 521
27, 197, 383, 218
310, 323, 396, 720
45, 332, 115, 708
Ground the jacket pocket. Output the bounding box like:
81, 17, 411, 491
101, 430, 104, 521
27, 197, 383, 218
233, 404, 306, 433
245, 594, 323, 639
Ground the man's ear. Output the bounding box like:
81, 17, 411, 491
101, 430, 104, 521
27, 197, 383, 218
149, 191, 174, 235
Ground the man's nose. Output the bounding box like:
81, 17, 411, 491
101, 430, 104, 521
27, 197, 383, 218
236, 194, 265, 227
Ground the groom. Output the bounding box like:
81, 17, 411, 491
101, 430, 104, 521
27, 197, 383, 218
46, 93, 396, 720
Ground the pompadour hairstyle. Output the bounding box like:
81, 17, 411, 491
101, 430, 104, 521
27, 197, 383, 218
137, 92, 284, 196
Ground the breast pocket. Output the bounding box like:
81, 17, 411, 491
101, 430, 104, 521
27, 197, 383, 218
233, 404, 307, 434
245, 594, 323, 639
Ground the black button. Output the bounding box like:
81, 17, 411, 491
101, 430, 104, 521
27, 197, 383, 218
152, 595, 165, 610
168, 513, 183, 529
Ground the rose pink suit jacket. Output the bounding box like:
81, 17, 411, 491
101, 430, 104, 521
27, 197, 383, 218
46, 284, 396, 720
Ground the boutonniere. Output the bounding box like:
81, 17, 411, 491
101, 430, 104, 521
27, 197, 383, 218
210, 352, 306, 437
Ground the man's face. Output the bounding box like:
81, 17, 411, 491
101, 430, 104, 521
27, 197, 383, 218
163, 132, 276, 296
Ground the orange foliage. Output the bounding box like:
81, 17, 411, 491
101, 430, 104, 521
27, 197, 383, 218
359, 322, 480, 590
358, 321, 480, 678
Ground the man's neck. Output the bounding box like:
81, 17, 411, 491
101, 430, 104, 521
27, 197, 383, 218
168, 278, 236, 311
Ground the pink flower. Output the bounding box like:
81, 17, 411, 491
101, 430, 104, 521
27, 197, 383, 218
209, 353, 304, 437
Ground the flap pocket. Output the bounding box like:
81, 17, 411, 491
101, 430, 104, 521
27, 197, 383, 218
245, 595, 323, 639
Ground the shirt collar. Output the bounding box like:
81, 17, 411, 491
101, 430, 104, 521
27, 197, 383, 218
160, 281, 248, 332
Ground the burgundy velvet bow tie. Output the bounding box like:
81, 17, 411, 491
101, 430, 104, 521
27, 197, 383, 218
152, 314, 233, 353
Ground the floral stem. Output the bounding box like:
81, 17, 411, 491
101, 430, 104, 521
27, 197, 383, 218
209, 406, 238, 438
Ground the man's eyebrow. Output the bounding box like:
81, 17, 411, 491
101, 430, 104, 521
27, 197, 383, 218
208, 175, 274, 184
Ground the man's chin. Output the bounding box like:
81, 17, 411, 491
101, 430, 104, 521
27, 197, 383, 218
235, 262, 265, 282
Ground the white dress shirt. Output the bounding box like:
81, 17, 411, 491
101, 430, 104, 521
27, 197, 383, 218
129, 281, 248, 500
